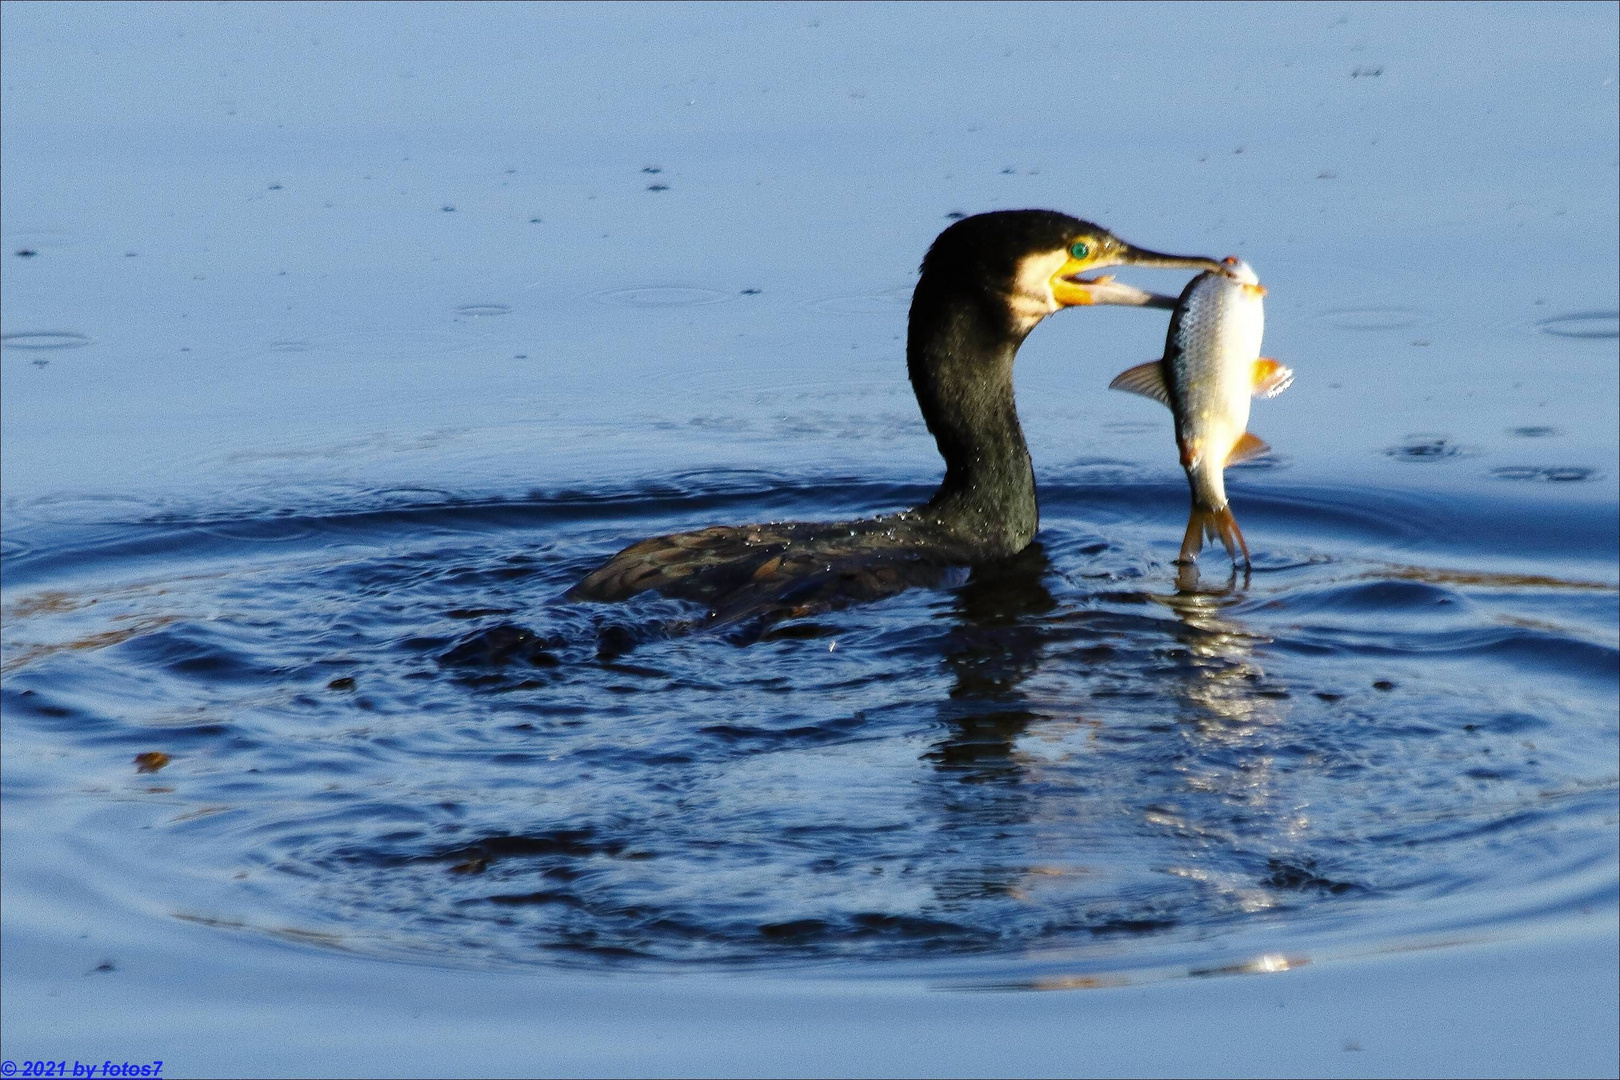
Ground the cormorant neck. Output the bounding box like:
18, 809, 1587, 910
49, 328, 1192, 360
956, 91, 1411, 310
906, 279, 1039, 558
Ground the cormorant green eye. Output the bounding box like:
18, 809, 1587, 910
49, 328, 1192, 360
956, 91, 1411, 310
1069, 242, 1090, 260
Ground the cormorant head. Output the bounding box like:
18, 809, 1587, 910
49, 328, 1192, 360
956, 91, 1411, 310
919, 210, 1227, 335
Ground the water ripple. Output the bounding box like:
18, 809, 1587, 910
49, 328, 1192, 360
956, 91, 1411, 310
2, 475, 1615, 973
591, 287, 733, 308
805, 286, 915, 315
1537, 312, 1619, 340
1318, 307, 1432, 331
1, 330, 93, 350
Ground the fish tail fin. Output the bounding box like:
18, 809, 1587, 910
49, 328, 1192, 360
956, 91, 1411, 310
1210, 504, 1250, 567
1178, 504, 1251, 568
1178, 506, 1208, 564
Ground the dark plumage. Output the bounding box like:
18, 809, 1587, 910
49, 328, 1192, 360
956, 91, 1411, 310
568, 211, 1222, 620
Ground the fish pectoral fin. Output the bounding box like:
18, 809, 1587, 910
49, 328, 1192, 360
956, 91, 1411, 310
1109, 361, 1171, 406
1226, 431, 1271, 465
1251, 357, 1294, 398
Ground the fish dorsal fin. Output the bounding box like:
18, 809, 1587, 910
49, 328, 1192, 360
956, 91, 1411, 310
1109, 361, 1171, 407
1252, 357, 1294, 398
1226, 431, 1271, 465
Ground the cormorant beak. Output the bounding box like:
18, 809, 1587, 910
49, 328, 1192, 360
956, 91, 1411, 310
1050, 243, 1227, 310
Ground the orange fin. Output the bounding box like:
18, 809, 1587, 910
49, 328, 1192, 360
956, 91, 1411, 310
1225, 431, 1271, 466
1178, 504, 1250, 567
1251, 357, 1294, 398
1178, 510, 1205, 564
1109, 360, 1171, 406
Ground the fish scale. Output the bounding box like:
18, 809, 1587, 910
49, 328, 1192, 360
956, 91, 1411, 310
1167, 265, 1268, 513
1109, 258, 1291, 569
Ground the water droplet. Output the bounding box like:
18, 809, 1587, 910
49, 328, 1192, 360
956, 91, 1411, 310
455, 304, 512, 317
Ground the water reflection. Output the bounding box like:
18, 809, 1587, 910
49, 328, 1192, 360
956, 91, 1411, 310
926, 542, 1054, 783
920, 551, 1307, 944
1154, 572, 1321, 927
1160, 572, 1293, 847
919, 544, 1057, 920
1160, 571, 1284, 745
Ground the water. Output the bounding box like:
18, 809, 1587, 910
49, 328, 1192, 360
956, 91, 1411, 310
4, 473, 1615, 975
3, 2, 1617, 1074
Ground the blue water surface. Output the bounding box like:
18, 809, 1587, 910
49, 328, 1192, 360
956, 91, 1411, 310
3, 3, 1616, 1076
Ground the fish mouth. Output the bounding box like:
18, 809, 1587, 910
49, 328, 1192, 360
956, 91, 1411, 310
1218, 255, 1268, 295
1051, 242, 1227, 309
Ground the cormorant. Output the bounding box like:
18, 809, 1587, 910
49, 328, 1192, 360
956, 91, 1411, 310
568, 210, 1223, 622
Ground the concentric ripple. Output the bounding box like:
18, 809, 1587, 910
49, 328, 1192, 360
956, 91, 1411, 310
1537, 312, 1619, 340
1, 477, 1615, 975
0, 330, 93, 350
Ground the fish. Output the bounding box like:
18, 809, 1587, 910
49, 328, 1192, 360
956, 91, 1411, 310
1109, 257, 1292, 568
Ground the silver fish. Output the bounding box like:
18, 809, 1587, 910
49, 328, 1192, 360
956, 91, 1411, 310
1109, 258, 1292, 567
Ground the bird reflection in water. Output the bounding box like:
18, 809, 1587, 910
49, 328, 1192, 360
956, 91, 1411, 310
924, 542, 1056, 785
921, 543, 1059, 913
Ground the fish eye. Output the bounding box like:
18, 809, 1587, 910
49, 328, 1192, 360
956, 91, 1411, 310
1069, 242, 1090, 260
